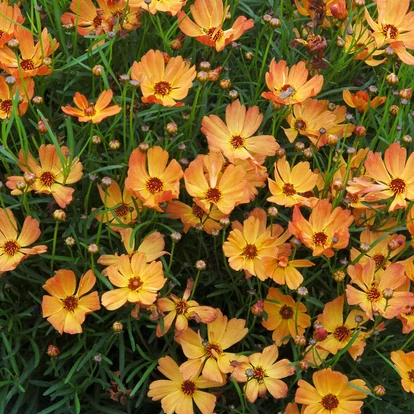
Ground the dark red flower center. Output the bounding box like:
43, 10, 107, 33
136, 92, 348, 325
282, 183, 296, 196
40, 171, 56, 187
205, 343, 223, 359
20, 59, 35, 71
205, 187, 221, 203
321, 393, 339, 410
192, 203, 206, 218
279, 304, 294, 320
128, 276, 143, 291
230, 135, 245, 149
181, 380, 197, 396
382, 24, 398, 40
154, 81, 172, 96
62, 295, 78, 312
312, 231, 328, 247
333, 324, 351, 342
0, 99, 12, 114
146, 177, 163, 194
3, 239, 20, 256
243, 243, 258, 260
389, 178, 406, 194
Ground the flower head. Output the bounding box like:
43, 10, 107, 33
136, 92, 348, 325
0, 3, 25, 48
0, 76, 34, 119
342, 90, 386, 113
391, 350, 414, 393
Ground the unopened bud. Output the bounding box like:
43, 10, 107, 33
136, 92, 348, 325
374, 385, 386, 396
92, 65, 103, 76
88, 244, 99, 254
333, 270, 345, 282
109, 140, 120, 150
47, 345, 60, 357
23, 172, 36, 185
53, 209, 66, 221
171, 231, 182, 242
386, 73, 398, 85
166, 122, 178, 135
112, 321, 124, 333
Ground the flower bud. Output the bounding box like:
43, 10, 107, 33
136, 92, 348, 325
92, 65, 103, 76
109, 140, 120, 150
112, 321, 124, 333
294, 335, 307, 346
171, 231, 182, 242
16, 180, 27, 191
303, 148, 313, 159
333, 270, 345, 282
197, 71, 209, 83
195, 260, 206, 270
275, 148, 286, 158
47, 345, 60, 357
402, 135, 412, 144
53, 209, 66, 221
327, 134, 338, 146
330, 1, 348, 19
354, 125, 366, 137
297, 286, 308, 297
101, 176, 112, 188
389, 105, 399, 115
399, 88, 412, 100
269, 17, 281, 28
262, 14, 272, 23
251, 300, 264, 316
228, 90, 239, 100
220, 217, 230, 228
314, 327, 328, 341
299, 360, 310, 371
88, 244, 99, 254
219, 79, 231, 90
386, 73, 398, 85
382, 288, 393, 300
374, 385, 386, 396
332, 178, 343, 191
38, 119, 50, 134
170, 38, 183, 50
295, 142, 305, 152
23, 172, 36, 185
336, 37, 346, 47
91, 135, 102, 145
245, 52, 254, 61
7, 39, 19, 49
65, 236, 75, 247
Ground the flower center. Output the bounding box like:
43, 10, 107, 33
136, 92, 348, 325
279, 84, 296, 99
154, 81, 172, 97
3, 239, 20, 256
372, 254, 386, 269
294, 119, 307, 131
321, 393, 339, 410
62, 295, 78, 312
93, 16, 103, 28
243, 243, 258, 260
40, 171, 56, 187
146, 177, 164, 194
181, 380, 197, 396
312, 231, 328, 247
192, 203, 206, 218
346, 192, 360, 204
128, 276, 143, 291
404, 306, 414, 316
366, 286, 381, 302
408, 369, 414, 382
333, 324, 351, 342
277, 255, 289, 268
114, 203, 129, 217
282, 183, 296, 196
84, 106, 96, 117
389, 178, 406, 195
252, 366, 266, 381
205, 187, 222, 203
279, 304, 294, 320
20, 59, 35, 71
0, 99, 12, 114
175, 299, 189, 315
230, 135, 245, 149
205, 343, 223, 359
382, 24, 398, 39
207, 26, 224, 42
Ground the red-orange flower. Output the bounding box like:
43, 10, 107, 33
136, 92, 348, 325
0, 76, 34, 119
342, 90, 386, 112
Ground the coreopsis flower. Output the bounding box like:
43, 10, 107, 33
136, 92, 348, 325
131, 0, 186, 15
294, 0, 344, 26
288, 199, 354, 258
61, 90, 122, 123
342, 90, 386, 112
0, 208, 47, 274
346, 259, 414, 320
262, 60, 324, 105
0, 2, 25, 48
267, 157, 319, 208
176, 309, 248, 383
95, 180, 139, 230
347, 142, 414, 212
0, 76, 34, 119
231, 345, 296, 403
148, 356, 223, 414
131, 50, 196, 107
165, 200, 227, 234
0, 27, 59, 78
262, 288, 311, 346
262, 243, 314, 289
177, 0, 254, 52
184, 152, 249, 215
6, 145, 83, 208
223, 208, 280, 280
201, 100, 279, 163
42, 270, 101, 334
390, 350, 414, 393
156, 278, 217, 337
295, 368, 369, 413
365, 0, 414, 65
101, 252, 166, 310
397, 305, 414, 333
125, 146, 183, 212
316, 295, 368, 360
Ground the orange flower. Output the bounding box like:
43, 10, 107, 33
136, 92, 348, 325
184, 152, 249, 215
346, 259, 414, 320
0, 3, 25, 48
365, 0, 414, 65
101, 252, 166, 310
267, 157, 319, 208
6, 145, 83, 208
131, 0, 186, 15
147, 356, 222, 414
342, 90, 386, 112
262, 288, 311, 346
42, 269, 100, 334
294, 0, 343, 26
156, 278, 217, 337
288, 199, 354, 258
0, 27, 59, 78
125, 146, 183, 212
131, 50, 196, 107
176, 309, 248, 383
295, 368, 369, 413
262, 60, 324, 105
177, 0, 254, 52
231, 344, 295, 403
61, 90, 121, 123
234, 156, 268, 201
0, 208, 47, 274
391, 351, 414, 393
397, 305, 414, 333
201, 100, 279, 163
0, 76, 34, 119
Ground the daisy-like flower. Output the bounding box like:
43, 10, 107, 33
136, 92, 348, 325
131, 50, 196, 107
42, 269, 101, 334
231, 345, 296, 403
288, 199, 354, 258
342, 90, 386, 112
0, 3, 25, 48
176, 309, 248, 383
101, 252, 166, 310
391, 350, 414, 393
184, 152, 249, 215
0, 27, 59, 79
397, 305, 414, 333
131, 0, 186, 15
365, 0, 414, 65
262, 288, 311, 346
295, 368, 369, 413
347, 142, 414, 211
223, 208, 280, 280
201, 100, 279, 163
267, 157, 319, 208
0, 76, 35, 119
262, 60, 324, 105
125, 146, 183, 212
156, 278, 217, 337
147, 356, 223, 414
61, 90, 121, 123
6, 145, 83, 208
0, 208, 47, 274
177, 0, 254, 52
